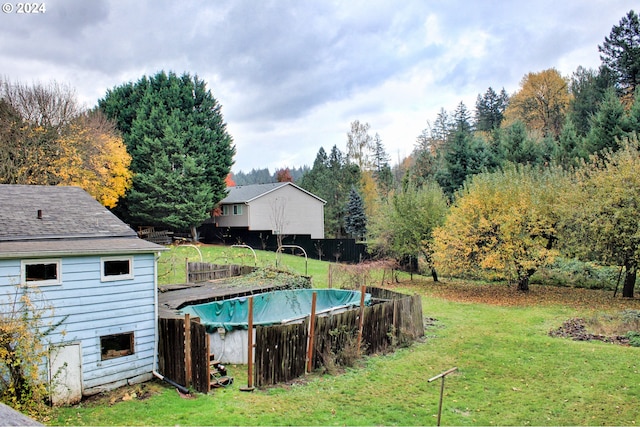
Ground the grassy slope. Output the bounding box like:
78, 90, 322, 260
157, 244, 330, 287
50, 246, 640, 426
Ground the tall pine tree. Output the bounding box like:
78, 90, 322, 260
344, 186, 367, 241
99, 71, 235, 239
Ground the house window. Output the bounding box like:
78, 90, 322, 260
101, 257, 133, 281
221, 205, 229, 216
21, 259, 61, 286
100, 332, 134, 360
233, 204, 243, 215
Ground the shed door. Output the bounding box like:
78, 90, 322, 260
49, 344, 82, 405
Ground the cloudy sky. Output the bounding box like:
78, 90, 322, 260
1, 0, 635, 173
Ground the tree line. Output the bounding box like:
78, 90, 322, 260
1, 10, 639, 296
1, 71, 235, 240
297, 10, 640, 297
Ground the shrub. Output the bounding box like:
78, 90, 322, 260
318, 325, 366, 375
0, 286, 64, 414
530, 257, 619, 290
625, 331, 640, 347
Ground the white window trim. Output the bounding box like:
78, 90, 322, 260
100, 256, 134, 282
21, 259, 62, 286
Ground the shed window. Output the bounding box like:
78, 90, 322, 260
101, 257, 133, 281
21, 259, 61, 286
101, 332, 134, 360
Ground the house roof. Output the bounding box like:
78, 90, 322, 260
220, 182, 326, 204
0, 184, 165, 258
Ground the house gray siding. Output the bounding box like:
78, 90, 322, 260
248, 184, 325, 238
214, 183, 325, 239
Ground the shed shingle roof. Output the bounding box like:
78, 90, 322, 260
0, 185, 164, 257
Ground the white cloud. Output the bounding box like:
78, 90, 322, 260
0, 0, 637, 173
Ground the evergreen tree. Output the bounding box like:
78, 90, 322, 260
475, 87, 509, 131
498, 121, 545, 165
554, 118, 583, 167
299, 146, 360, 238
344, 186, 367, 240
569, 66, 616, 136
452, 101, 473, 133
234, 168, 274, 185
599, 10, 640, 102
371, 134, 394, 197
99, 71, 234, 239
582, 87, 629, 155
436, 129, 490, 197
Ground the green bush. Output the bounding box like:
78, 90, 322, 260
625, 331, 640, 347
531, 257, 620, 290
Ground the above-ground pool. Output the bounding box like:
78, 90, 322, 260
179, 288, 371, 364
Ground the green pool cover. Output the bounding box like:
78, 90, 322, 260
179, 289, 371, 331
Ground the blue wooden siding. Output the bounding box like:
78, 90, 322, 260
0, 253, 157, 393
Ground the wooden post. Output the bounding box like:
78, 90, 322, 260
328, 264, 332, 289
306, 292, 318, 373
240, 296, 255, 391
185, 258, 189, 283
356, 285, 366, 357
184, 314, 191, 387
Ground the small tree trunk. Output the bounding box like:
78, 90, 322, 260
515, 265, 536, 292
623, 262, 636, 298
190, 226, 199, 242
431, 267, 439, 282
517, 275, 530, 292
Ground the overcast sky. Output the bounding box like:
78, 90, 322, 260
1, 0, 635, 173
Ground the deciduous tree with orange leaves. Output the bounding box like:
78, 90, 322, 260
503, 68, 572, 138
0, 80, 132, 208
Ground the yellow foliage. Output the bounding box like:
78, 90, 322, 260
503, 68, 572, 137
433, 165, 563, 287
1, 286, 59, 414
1, 108, 131, 207
53, 117, 132, 208
359, 170, 378, 219
560, 137, 640, 268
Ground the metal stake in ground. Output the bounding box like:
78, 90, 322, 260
428, 367, 458, 426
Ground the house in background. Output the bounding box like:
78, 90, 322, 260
212, 182, 326, 239
0, 185, 166, 405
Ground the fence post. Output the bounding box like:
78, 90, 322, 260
356, 285, 366, 357
184, 314, 191, 387
306, 292, 317, 373
240, 296, 255, 392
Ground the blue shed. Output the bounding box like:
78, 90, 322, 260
0, 185, 167, 404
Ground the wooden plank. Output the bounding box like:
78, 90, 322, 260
190, 320, 209, 393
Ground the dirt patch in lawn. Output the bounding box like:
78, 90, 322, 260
548, 317, 632, 345
80, 381, 167, 407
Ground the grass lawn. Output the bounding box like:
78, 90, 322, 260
157, 243, 331, 287
48, 246, 640, 426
